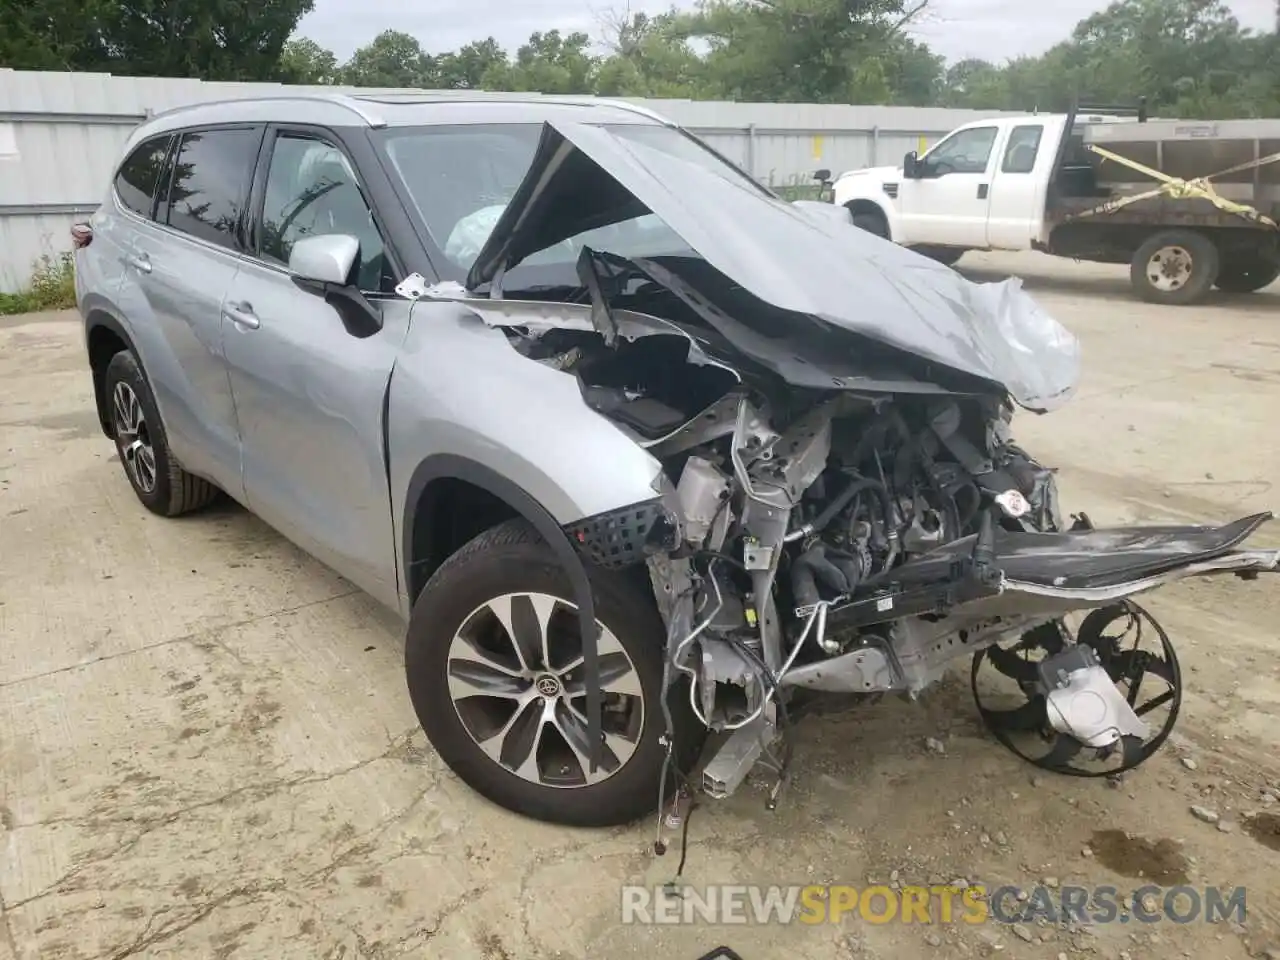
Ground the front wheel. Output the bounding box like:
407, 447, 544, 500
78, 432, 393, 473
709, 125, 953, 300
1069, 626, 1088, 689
849, 207, 889, 239
912, 245, 966, 267
1214, 259, 1280, 294
404, 519, 703, 827
1129, 230, 1220, 305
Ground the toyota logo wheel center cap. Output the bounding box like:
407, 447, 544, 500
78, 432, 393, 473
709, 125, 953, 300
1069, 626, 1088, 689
535, 674, 562, 698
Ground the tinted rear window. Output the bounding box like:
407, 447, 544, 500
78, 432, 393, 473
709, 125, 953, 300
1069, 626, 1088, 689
160, 128, 260, 250
114, 136, 172, 218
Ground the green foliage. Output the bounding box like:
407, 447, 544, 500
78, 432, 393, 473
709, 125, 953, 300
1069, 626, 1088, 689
1, 0, 1274, 120
289, 0, 1273, 120
0, 0, 315, 81
0, 254, 77, 316
936, 0, 1280, 118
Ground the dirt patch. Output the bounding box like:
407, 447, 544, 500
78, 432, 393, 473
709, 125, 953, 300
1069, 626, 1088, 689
1243, 812, 1280, 852
1089, 829, 1189, 884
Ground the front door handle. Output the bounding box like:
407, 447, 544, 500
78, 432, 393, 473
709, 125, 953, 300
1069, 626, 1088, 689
126, 254, 152, 274
977, 183, 989, 200
223, 301, 260, 330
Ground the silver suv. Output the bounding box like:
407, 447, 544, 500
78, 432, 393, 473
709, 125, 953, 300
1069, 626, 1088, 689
75, 93, 1277, 830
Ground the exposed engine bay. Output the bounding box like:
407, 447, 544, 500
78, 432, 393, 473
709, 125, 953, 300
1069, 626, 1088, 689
410, 249, 1276, 831
395, 116, 1279, 859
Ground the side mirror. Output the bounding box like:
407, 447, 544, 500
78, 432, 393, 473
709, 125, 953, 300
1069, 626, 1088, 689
289, 233, 358, 285
812, 168, 832, 183
288, 233, 382, 339
903, 151, 919, 179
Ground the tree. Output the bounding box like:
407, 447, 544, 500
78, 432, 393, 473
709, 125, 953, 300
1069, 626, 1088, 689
280, 37, 339, 84
676, 0, 935, 104
0, 0, 315, 80
0, 0, 107, 70
484, 30, 596, 94
435, 38, 507, 89
339, 29, 434, 88
593, 10, 713, 97
937, 0, 1279, 119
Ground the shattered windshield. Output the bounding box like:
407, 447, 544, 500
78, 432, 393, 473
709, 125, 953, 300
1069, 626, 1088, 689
379, 122, 758, 285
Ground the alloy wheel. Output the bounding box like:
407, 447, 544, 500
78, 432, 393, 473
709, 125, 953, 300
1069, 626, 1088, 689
445, 591, 645, 788
112, 381, 157, 494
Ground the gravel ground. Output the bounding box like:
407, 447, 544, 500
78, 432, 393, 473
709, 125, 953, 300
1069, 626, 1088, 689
1, 251, 1278, 959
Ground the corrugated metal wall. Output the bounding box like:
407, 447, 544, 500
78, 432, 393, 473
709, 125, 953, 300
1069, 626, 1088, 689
0, 68, 1019, 292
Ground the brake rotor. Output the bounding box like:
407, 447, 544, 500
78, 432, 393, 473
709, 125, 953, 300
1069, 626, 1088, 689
970, 602, 1183, 777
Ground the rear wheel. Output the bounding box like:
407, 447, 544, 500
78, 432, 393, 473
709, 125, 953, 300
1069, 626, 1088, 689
104, 350, 220, 516
404, 519, 703, 827
1129, 230, 1219, 305
1213, 259, 1280, 293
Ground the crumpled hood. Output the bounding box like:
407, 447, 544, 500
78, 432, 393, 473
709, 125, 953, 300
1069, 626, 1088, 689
466, 121, 1080, 412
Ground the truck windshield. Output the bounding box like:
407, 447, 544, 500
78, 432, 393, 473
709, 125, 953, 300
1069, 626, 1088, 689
377, 122, 766, 286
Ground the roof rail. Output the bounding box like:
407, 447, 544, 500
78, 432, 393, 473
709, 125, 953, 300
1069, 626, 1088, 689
145, 91, 388, 128
350, 90, 677, 125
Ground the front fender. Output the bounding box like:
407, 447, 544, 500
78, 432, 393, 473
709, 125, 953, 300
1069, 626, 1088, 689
832, 176, 903, 242
387, 300, 669, 586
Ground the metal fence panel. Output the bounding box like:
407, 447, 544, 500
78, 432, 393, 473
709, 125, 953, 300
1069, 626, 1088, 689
0, 68, 1022, 292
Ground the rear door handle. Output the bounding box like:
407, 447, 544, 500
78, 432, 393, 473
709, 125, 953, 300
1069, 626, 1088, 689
977, 184, 989, 200
223, 301, 260, 330
126, 254, 152, 274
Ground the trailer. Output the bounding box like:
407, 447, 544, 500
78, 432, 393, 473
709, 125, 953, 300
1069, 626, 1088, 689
829, 102, 1280, 305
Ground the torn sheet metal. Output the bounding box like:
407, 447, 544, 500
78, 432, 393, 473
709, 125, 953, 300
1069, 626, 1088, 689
463, 121, 1081, 413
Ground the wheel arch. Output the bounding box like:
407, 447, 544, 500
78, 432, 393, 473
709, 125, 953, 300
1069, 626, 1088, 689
84, 306, 137, 438
401, 452, 610, 768
844, 199, 892, 240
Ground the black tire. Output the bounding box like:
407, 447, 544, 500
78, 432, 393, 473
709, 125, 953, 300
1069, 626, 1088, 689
1213, 259, 1280, 294
849, 208, 890, 239
104, 350, 220, 516
405, 519, 704, 827
914, 245, 966, 267
1129, 230, 1220, 305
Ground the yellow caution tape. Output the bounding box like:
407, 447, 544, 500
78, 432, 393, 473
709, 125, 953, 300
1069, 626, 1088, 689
1066, 143, 1280, 229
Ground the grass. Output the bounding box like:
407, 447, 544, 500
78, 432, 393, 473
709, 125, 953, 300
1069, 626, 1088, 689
0, 253, 77, 316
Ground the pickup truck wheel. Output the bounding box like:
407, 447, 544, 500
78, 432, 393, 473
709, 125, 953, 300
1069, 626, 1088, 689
404, 518, 703, 827
914, 245, 965, 267
104, 350, 221, 516
1130, 230, 1220, 305
1213, 259, 1280, 293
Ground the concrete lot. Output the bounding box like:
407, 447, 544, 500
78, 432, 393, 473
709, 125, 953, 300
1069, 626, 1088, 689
1, 252, 1279, 960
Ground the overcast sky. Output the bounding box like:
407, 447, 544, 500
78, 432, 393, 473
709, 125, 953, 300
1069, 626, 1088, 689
296, 0, 1275, 64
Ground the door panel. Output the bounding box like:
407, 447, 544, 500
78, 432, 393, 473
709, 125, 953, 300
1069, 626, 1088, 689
114, 126, 262, 496
222, 129, 406, 607
897, 125, 1001, 248
116, 225, 243, 493
987, 124, 1047, 250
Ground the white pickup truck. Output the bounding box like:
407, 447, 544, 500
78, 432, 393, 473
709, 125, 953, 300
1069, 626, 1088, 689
827, 106, 1280, 305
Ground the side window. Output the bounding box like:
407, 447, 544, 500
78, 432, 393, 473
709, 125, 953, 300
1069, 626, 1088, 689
259, 132, 390, 293
114, 135, 171, 219
927, 126, 998, 175
1001, 125, 1044, 174
161, 128, 259, 251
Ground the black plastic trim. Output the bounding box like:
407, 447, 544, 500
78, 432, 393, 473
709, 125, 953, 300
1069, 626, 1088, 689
83, 307, 138, 437
564, 498, 672, 569
403, 454, 603, 771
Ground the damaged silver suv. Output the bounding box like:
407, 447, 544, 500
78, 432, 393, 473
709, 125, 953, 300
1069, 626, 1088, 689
75, 93, 1278, 829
